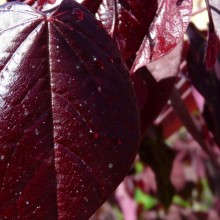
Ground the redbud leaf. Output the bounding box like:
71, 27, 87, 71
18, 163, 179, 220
0, 1, 140, 219
96, 0, 158, 59
209, 0, 220, 37
131, 0, 192, 73
139, 126, 175, 210
205, 0, 220, 70
131, 40, 183, 133
187, 23, 220, 148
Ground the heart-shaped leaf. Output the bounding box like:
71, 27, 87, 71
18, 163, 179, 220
0, 1, 140, 219
131, 0, 192, 73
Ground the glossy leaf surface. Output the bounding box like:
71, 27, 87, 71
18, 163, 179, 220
96, 0, 158, 59
131, 0, 192, 73
0, 1, 140, 219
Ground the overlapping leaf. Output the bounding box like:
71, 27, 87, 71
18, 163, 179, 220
187, 23, 220, 148
96, 0, 158, 59
139, 126, 175, 209
210, 0, 220, 37
131, 0, 192, 73
131, 40, 183, 133
0, 0, 140, 219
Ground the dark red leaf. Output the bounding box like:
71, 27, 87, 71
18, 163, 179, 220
205, 0, 220, 70
145, 40, 183, 82
186, 23, 220, 148
96, 0, 158, 59
170, 88, 213, 157
139, 126, 175, 210
131, 0, 192, 73
130, 71, 149, 114
132, 68, 176, 134
0, 1, 140, 219
81, 0, 102, 14
132, 40, 183, 133
157, 79, 200, 138
209, 0, 220, 37
207, 0, 220, 79
205, 32, 220, 70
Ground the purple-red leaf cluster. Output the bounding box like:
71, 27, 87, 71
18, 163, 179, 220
131, 0, 192, 72
96, 0, 158, 59
0, 0, 199, 218
0, 0, 140, 219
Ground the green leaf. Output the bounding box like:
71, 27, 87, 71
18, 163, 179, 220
172, 195, 191, 208
135, 188, 158, 210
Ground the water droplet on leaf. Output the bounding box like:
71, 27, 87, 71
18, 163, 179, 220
35, 128, 39, 136
108, 163, 113, 169
92, 56, 104, 69
97, 86, 101, 92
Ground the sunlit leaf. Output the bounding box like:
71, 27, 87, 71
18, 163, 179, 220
131, 0, 192, 72
0, 1, 140, 219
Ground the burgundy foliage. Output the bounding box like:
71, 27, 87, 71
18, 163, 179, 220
80, 0, 102, 14
131, 40, 183, 133
5, 0, 194, 136
139, 127, 175, 209
187, 23, 220, 147
96, 0, 158, 59
131, 0, 192, 73
0, 0, 140, 219
205, 0, 220, 70
209, 0, 220, 37
4, 0, 220, 219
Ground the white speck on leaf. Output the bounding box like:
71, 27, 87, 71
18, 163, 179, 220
97, 86, 101, 92
108, 163, 113, 169
35, 128, 39, 136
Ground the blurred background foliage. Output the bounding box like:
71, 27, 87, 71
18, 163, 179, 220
90, 0, 220, 219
